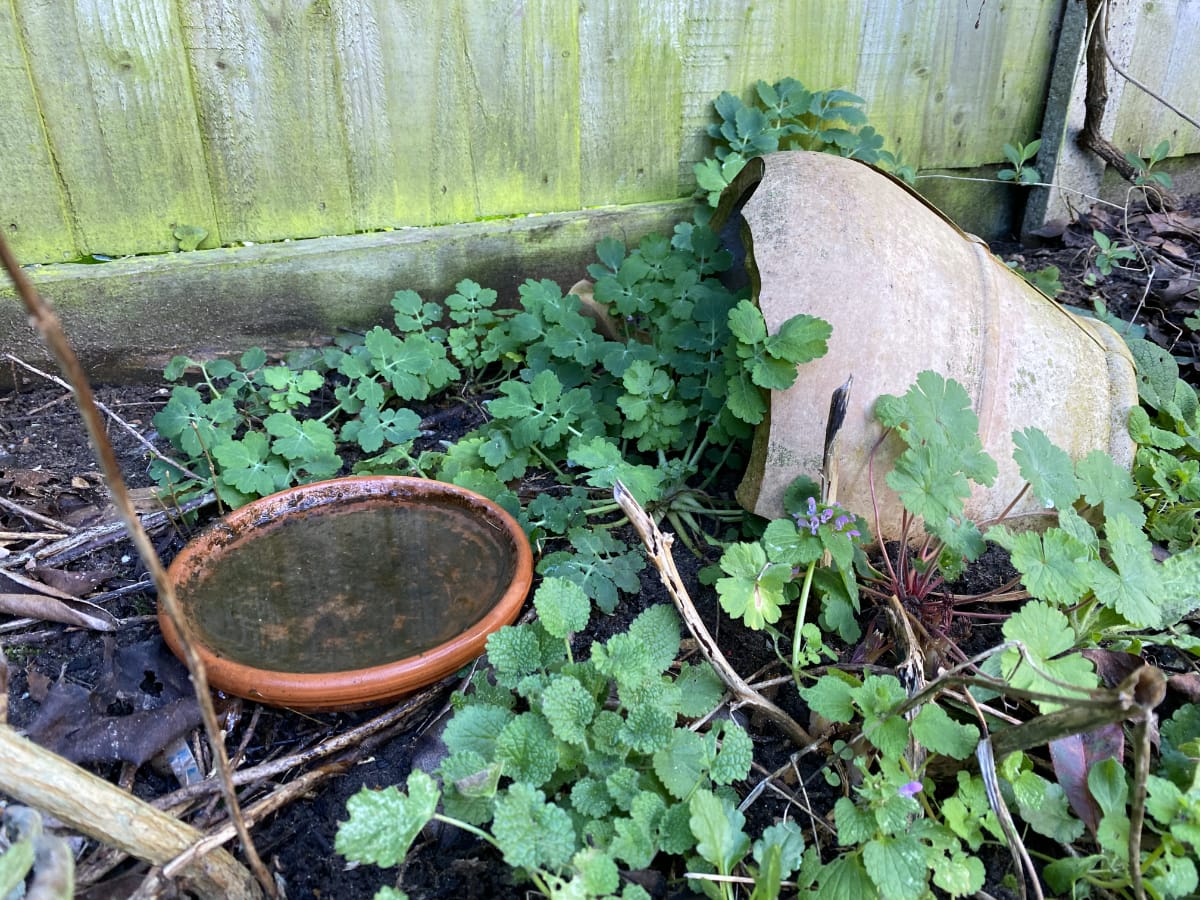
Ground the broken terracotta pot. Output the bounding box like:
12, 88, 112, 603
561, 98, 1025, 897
720, 151, 1137, 532
162, 476, 532, 711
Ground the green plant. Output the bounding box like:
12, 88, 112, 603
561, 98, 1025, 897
1125, 338, 1200, 551
337, 589, 762, 899
1125, 139, 1175, 192
997, 138, 1042, 185
694, 77, 912, 206
1089, 229, 1139, 279
1006, 261, 1064, 298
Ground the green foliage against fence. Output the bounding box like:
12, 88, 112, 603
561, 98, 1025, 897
0, 0, 1195, 265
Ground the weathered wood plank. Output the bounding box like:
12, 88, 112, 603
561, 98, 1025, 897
455, 0, 582, 217
180, 0, 354, 243
1, 200, 691, 383
328, 2, 474, 228
578, 3, 685, 204
677, 1, 866, 176
12, 0, 217, 257
1111, 0, 1200, 157
0, 3, 75, 262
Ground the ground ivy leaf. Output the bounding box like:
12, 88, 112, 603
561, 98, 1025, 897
863, 834, 927, 900
675, 661, 725, 717
931, 848, 986, 898
799, 674, 859, 723
911, 703, 978, 759
709, 719, 753, 784
817, 853, 876, 899
1012, 427, 1079, 510
1011, 771, 1085, 842
441, 703, 514, 758
335, 771, 440, 868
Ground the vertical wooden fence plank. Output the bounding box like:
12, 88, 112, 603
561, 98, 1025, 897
12, 0, 218, 257
676, 1, 866, 173
0, 1, 75, 261
1111, 0, 1200, 157
455, 0, 582, 218
328, 1, 475, 229
578, 2, 685, 205
180, 0, 354, 243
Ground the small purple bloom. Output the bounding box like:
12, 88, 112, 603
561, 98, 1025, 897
847, 529, 861, 538
820, 507, 834, 523
808, 517, 820, 535
806, 496, 818, 517
898, 781, 923, 798
834, 515, 851, 530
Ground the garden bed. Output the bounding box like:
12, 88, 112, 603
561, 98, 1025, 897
2, 190, 1199, 899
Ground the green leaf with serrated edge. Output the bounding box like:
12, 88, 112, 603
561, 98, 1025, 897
1075, 449, 1145, 524
617, 692, 676, 754
572, 847, 620, 897
438, 750, 500, 825
761, 518, 823, 566
1129, 405, 1188, 449
834, 796, 876, 845
540, 676, 595, 745
725, 370, 767, 424
689, 790, 750, 875
441, 703, 513, 758
765, 314, 831, 364
709, 720, 753, 784
566, 435, 665, 503
335, 771, 440, 867
1012, 427, 1079, 510
495, 712, 559, 786
571, 777, 613, 819
988, 525, 1093, 606
817, 852, 876, 900
653, 729, 708, 800
932, 848, 986, 898
533, 577, 590, 640
799, 673, 860, 723
941, 772, 996, 850
753, 821, 806, 877
610, 792, 666, 869
594, 604, 680, 688
1009, 767, 1086, 842
863, 834, 928, 900
1160, 547, 1200, 623
676, 662, 725, 717
1092, 512, 1165, 627
1000, 601, 1098, 712
911, 703, 978, 759
485, 625, 543, 687
492, 783, 576, 871
212, 432, 289, 497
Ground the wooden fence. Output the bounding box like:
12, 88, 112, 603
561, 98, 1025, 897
7, 0, 1196, 266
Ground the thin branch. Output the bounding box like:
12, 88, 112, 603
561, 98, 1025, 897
613, 481, 815, 747
0, 233, 272, 899
4, 353, 204, 482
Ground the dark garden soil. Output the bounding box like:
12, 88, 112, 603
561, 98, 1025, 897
2, 190, 1198, 899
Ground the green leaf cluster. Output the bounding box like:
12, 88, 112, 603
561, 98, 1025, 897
696, 77, 914, 206
338, 601, 752, 899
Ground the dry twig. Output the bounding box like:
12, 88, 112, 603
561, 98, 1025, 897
0, 233, 271, 898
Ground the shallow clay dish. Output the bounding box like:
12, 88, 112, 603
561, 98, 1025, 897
161, 476, 532, 710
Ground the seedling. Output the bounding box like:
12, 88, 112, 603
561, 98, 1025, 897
997, 139, 1042, 185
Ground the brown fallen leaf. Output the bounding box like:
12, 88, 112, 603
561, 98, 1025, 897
31, 565, 113, 597
1167, 672, 1200, 704
0, 592, 118, 631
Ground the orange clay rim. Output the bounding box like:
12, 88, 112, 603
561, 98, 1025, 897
160, 476, 533, 711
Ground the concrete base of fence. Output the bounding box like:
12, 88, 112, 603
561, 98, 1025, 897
1, 201, 691, 384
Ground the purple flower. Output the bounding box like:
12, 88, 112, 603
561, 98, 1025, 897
898, 781, 923, 798
808, 517, 820, 535
806, 496, 818, 517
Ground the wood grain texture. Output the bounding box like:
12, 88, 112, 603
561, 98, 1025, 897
180, 0, 355, 242
1, 0, 1196, 266
1110, 0, 1200, 157
12, 0, 217, 257
0, 2, 74, 261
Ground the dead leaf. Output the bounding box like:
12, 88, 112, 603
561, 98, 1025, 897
26, 639, 202, 767
1081, 648, 1142, 686
0, 593, 118, 631
70, 476, 90, 490
1167, 672, 1200, 704
6, 469, 56, 496
31, 565, 113, 597
1049, 722, 1124, 835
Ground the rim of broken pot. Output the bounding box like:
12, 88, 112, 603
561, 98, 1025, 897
160, 475, 533, 711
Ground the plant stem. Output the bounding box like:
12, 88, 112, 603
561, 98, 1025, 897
791, 560, 817, 675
